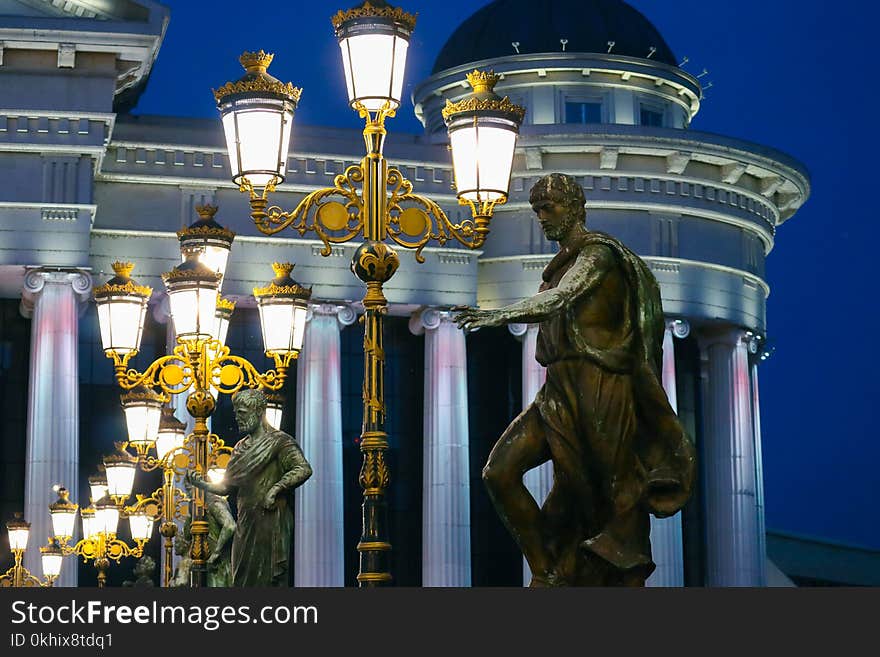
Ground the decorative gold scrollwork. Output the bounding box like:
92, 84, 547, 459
249, 165, 365, 257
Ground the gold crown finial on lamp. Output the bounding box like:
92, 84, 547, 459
272, 262, 295, 278
466, 70, 501, 94
195, 204, 219, 220
239, 50, 274, 73
111, 262, 135, 279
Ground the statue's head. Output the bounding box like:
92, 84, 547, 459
529, 173, 586, 241
232, 388, 268, 434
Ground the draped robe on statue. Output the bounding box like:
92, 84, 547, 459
224, 428, 310, 587
531, 231, 696, 584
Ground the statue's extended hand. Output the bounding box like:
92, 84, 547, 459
185, 470, 205, 490
262, 487, 279, 511
452, 306, 505, 331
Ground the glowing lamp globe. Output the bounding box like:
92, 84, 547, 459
121, 387, 164, 451
103, 444, 138, 502
88, 472, 108, 505
6, 515, 30, 552
162, 254, 222, 342
214, 298, 235, 347
94, 496, 119, 537
332, 1, 416, 112
40, 540, 64, 580
49, 487, 78, 541
128, 510, 154, 543
254, 263, 311, 358
93, 262, 152, 356
80, 508, 99, 542
265, 393, 284, 430
156, 407, 187, 462
178, 205, 235, 287
443, 71, 525, 216
214, 51, 301, 190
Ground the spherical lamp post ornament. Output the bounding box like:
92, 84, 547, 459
162, 254, 222, 343
443, 70, 526, 237
178, 205, 236, 288
332, 0, 417, 113
94, 262, 152, 358
254, 263, 312, 359
214, 51, 302, 193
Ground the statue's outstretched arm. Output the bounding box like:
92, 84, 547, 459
455, 245, 614, 329
186, 470, 230, 496
272, 438, 313, 495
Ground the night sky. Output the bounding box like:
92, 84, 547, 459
135, 1, 879, 550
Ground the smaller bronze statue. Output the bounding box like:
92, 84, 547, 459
205, 492, 235, 587
122, 556, 156, 587
187, 389, 312, 587
456, 173, 696, 587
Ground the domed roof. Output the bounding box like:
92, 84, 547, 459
432, 0, 676, 74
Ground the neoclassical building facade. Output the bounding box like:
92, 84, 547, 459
0, 0, 809, 587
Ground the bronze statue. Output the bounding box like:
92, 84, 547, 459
455, 173, 696, 586
187, 389, 312, 587
205, 492, 235, 587
122, 556, 156, 587
172, 492, 234, 587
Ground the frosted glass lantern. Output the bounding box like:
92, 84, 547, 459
121, 387, 163, 451
178, 205, 235, 287
40, 540, 64, 580
94, 262, 152, 356
163, 254, 222, 342
156, 407, 187, 462
128, 511, 154, 542
49, 487, 78, 541
103, 444, 138, 502
443, 71, 525, 208
214, 51, 300, 190
332, 1, 416, 111
254, 263, 311, 358
94, 496, 119, 537
6, 516, 29, 552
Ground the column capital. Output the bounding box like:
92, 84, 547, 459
20, 267, 92, 318
409, 307, 454, 335
307, 303, 357, 328
696, 325, 755, 351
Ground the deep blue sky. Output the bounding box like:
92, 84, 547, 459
136, 1, 879, 549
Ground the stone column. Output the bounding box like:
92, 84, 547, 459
410, 309, 471, 587
751, 357, 768, 585
294, 304, 356, 587
509, 323, 551, 586
646, 320, 689, 587
700, 328, 765, 586
20, 268, 92, 587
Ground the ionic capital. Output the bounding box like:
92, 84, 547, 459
20, 267, 92, 318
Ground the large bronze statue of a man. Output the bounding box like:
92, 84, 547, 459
188, 389, 312, 586
456, 173, 696, 586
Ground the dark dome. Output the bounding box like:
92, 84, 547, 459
432, 0, 676, 74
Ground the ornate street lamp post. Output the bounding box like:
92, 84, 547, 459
0, 515, 61, 587
48, 484, 149, 588
94, 205, 311, 586
213, 0, 525, 585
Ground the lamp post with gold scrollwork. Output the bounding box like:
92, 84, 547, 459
0, 514, 61, 587
212, 0, 525, 586
93, 206, 311, 586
